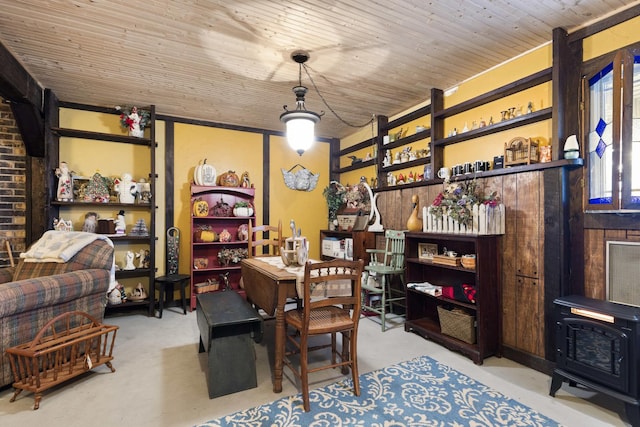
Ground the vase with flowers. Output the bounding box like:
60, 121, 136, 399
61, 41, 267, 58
427, 178, 502, 234
116, 105, 151, 138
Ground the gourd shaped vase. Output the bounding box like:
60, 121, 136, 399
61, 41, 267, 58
406, 194, 422, 231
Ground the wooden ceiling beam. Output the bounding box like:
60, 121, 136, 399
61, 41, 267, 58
0, 42, 45, 157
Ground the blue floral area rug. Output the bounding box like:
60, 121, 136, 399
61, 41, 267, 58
196, 355, 560, 427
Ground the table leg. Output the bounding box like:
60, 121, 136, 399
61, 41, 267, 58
273, 291, 288, 393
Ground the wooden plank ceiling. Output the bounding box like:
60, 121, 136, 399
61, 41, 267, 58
0, 0, 637, 139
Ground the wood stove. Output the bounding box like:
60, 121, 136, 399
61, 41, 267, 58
550, 295, 640, 426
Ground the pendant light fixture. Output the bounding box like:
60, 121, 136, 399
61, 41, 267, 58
280, 51, 322, 156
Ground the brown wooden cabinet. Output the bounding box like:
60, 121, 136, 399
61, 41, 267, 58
190, 185, 255, 310
404, 232, 501, 364
319, 229, 376, 263
502, 171, 545, 357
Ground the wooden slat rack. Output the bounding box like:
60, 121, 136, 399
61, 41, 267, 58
5, 311, 118, 410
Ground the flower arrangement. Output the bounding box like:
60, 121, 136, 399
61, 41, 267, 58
322, 180, 371, 221
429, 178, 500, 227
115, 106, 151, 130
323, 181, 347, 221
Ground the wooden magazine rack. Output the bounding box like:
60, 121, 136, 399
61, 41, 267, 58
6, 311, 118, 410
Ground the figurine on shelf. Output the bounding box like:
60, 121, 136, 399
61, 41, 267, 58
114, 173, 137, 204
55, 161, 73, 202
115, 210, 126, 234
53, 217, 73, 232
136, 249, 150, 269
240, 171, 251, 188
137, 178, 152, 204
383, 150, 392, 167
386, 172, 396, 186
82, 212, 99, 233
123, 251, 136, 270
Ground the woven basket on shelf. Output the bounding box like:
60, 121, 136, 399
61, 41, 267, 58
437, 305, 476, 344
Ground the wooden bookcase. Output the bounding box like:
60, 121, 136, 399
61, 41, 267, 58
403, 232, 501, 364
47, 105, 157, 315
190, 185, 255, 310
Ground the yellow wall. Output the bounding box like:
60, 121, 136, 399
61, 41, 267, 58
269, 135, 330, 256
583, 15, 640, 60
171, 124, 329, 275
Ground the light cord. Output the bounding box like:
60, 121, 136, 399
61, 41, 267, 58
302, 63, 375, 129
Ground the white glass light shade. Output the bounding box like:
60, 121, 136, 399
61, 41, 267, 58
564, 134, 580, 159
280, 111, 320, 155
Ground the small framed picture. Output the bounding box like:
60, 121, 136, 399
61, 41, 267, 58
418, 243, 438, 260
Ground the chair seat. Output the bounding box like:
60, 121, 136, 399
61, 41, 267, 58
285, 307, 353, 334
365, 265, 404, 274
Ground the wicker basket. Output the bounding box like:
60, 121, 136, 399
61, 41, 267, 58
437, 305, 476, 344
194, 280, 220, 294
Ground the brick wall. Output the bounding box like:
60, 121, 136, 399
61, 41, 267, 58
0, 100, 26, 267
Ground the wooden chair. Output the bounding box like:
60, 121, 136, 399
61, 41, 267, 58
282, 258, 364, 412
247, 220, 282, 257
361, 230, 406, 331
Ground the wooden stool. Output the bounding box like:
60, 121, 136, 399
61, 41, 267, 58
153, 273, 190, 318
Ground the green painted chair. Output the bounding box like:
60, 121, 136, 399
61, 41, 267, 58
361, 230, 406, 331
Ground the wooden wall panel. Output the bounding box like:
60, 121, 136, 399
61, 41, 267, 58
502, 174, 517, 348
584, 229, 605, 299
515, 172, 540, 278
515, 276, 541, 355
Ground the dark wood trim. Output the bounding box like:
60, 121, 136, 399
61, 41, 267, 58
584, 212, 640, 230
552, 27, 582, 157
164, 120, 175, 238
433, 108, 552, 147
374, 159, 583, 193
262, 134, 270, 226
433, 68, 552, 119
430, 88, 444, 174
568, 167, 585, 296
329, 138, 341, 182
338, 136, 377, 156
9, 102, 44, 157
567, 4, 640, 44
543, 167, 575, 360
41, 89, 59, 244
0, 42, 42, 107
386, 104, 431, 129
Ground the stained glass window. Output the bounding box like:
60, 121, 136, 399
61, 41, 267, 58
587, 53, 640, 210
588, 63, 613, 205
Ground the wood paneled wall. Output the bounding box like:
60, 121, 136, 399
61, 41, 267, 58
584, 229, 640, 299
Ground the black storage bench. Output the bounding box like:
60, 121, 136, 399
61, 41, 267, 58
196, 291, 263, 398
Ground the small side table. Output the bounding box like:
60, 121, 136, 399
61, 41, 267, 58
152, 273, 190, 318
196, 291, 263, 398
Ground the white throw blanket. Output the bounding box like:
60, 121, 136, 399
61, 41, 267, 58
20, 230, 117, 289
20, 230, 113, 263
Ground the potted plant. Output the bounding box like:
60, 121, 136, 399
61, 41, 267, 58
233, 201, 254, 217
322, 181, 346, 229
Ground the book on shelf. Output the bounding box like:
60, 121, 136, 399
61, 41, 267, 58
407, 282, 442, 296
